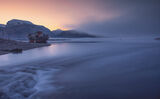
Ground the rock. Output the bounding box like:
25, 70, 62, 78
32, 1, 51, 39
0, 91, 10, 99
10, 48, 23, 53
2, 48, 23, 53
23, 76, 37, 88
21, 89, 36, 98
155, 38, 160, 40
11, 93, 24, 99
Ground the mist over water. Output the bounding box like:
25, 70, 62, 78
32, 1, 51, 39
0, 37, 160, 99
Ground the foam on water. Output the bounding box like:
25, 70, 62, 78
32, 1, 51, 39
34, 69, 60, 91
0, 65, 60, 99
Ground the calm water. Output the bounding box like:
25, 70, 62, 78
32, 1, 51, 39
0, 38, 102, 67
0, 43, 73, 67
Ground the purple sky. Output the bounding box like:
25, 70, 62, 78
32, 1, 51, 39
0, 0, 160, 35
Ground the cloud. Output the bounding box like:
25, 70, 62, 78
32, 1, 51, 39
0, 0, 120, 30
0, 0, 160, 34
72, 0, 160, 35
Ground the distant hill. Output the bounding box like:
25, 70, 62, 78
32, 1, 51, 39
52, 29, 96, 38
52, 29, 63, 34
0, 19, 96, 39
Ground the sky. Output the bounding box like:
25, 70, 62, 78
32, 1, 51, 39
0, 0, 160, 35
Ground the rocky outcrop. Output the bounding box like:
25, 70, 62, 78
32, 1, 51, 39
0, 38, 50, 55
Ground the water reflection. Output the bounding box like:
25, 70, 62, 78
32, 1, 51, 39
0, 44, 70, 67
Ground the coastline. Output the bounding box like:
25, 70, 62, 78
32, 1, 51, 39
0, 38, 50, 55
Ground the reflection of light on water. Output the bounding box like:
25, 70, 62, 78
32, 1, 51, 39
0, 44, 69, 67
36, 44, 68, 56
47, 44, 68, 55
47, 44, 56, 54
46, 44, 60, 55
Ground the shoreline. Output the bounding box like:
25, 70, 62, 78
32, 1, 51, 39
0, 37, 160, 99
0, 38, 50, 55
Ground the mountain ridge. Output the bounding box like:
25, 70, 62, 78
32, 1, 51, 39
0, 19, 96, 39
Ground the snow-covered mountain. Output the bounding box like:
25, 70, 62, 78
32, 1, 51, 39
7, 19, 33, 27
0, 19, 96, 39
52, 29, 96, 38
0, 24, 6, 28
2, 19, 53, 39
